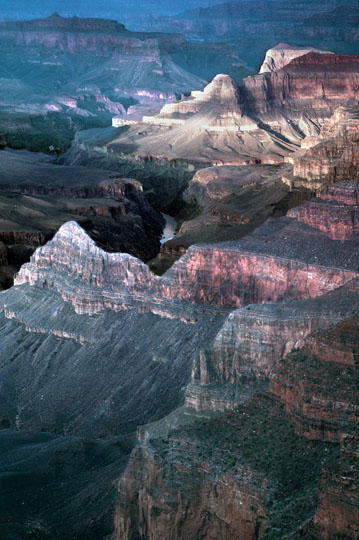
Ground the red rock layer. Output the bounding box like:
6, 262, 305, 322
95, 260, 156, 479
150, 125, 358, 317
242, 53, 359, 115
303, 435, 359, 540
286, 106, 359, 189
115, 443, 267, 540
15, 182, 359, 318
288, 181, 359, 240
271, 316, 359, 442
186, 279, 359, 412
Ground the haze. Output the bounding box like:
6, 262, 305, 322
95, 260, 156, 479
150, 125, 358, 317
0, 0, 224, 19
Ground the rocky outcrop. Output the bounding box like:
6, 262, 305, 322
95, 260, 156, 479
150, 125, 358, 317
4, 181, 358, 437
0, 149, 165, 289
259, 43, 333, 73
0, 276, 225, 436
242, 52, 359, 117
114, 393, 336, 540
15, 183, 359, 317
288, 181, 359, 240
271, 315, 359, 442
186, 279, 359, 412
285, 105, 359, 191
68, 50, 359, 179
114, 313, 359, 540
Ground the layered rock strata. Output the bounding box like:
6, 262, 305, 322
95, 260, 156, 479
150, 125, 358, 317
285, 105, 359, 190
186, 279, 359, 412
0, 149, 165, 288
259, 43, 334, 74
150, 162, 307, 273
0, 12, 250, 153
3, 181, 358, 438
16, 182, 359, 316
114, 393, 337, 540
271, 315, 359, 442
114, 316, 359, 539
84, 51, 359, 166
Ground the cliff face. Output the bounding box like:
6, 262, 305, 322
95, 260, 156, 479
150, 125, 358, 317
271, 316, 359, 442
0, 149, 165, 289
288, 181, 359, 240
68, 50, 359, 177
243, 52, 359, 115
259, 43, 333, 73
113, 181, 359, 540
130, 0, 359, 68
114, 393, 338, 540
15, 182, 359, 317
186, 279, 359, 412
115, 314, 359, 540
0, 171, 358, 537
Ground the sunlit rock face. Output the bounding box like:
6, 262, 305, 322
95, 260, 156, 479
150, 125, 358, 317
242, 52, 359, 116
68, 50, 359, 175
16, 182, 359, 315
259, 43, 334, 73
160, 185, 359, 308
285, 105, 359, 191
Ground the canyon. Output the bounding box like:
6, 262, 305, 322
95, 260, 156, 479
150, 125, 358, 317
0, 7, 358, 540
129, 0, 359, 69
0, 12, 248, 153
0, 177, 358, 537
113, 182, 359, 539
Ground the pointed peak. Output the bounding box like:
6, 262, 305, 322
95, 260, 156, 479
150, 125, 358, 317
55, 220, 94, 244
203, 74, 240, 103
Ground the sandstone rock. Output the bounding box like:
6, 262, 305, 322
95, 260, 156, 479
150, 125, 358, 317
187, 279, 359, 412
114, 393, 336, 540
285, 105, 359, 190
259, 43, 333, 73
271, 315, 359, 442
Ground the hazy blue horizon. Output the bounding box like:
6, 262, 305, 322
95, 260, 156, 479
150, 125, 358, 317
0, 0, 227, 20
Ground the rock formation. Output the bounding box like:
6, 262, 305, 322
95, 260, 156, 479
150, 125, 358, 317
114, 312, 359, 540
0, 148, 165, 288
131, 0, 359, 69
284, 105, 359, 191
0, 17, 359, 539
0, 180, 356, 436
111, 181, 359, 539
66, 50, 359, 196
259, 43, 334, 73
0, 13, 248, 152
